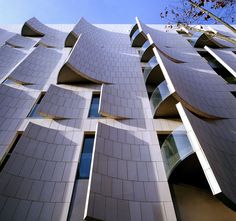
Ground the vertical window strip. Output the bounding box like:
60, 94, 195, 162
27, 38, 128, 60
88, 93, 101, 118
27, 92, 45, 118
76, 134, 95, 179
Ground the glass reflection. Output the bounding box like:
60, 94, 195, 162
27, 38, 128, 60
161, 132, 193, 177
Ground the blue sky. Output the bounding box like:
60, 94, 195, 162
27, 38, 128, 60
0, 0, 167, 24
1, 0, 234, 25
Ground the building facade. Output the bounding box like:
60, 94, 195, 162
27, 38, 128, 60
0, 17, 235, 221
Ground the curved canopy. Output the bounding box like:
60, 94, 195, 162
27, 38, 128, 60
37, 85, 86, 119
156, 50, 236, 119
84, 122, 173, 221
135, 18, 193, 63
21, 17, 67, 48
0, 122, 82, 220
0, 28, 14, 46
58, 34, 141, 84
6, 34, 38, 49
9, 46, 62, 88
0, 45, 26, 79
0, 84, 39, 160
65, 17, 128, 48
99, 84, 150, 119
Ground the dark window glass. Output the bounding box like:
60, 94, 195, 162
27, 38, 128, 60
157, 133, 170, 147
27, 93, 45, 118
88, 94, 101, 118
231, 91, 236, 97
77, 135, 95, 179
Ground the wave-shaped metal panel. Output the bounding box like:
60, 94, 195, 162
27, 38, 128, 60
37, 84, 86, 119
6, 34, 38, 49
99, 84, 150, 119
0, 122, 83, 221
138, 20, 190, 49
205, 47, 236, 78
156, 51, 236, 119
0, 45, 26, 80
137, 19, 198, 63
58, 34, 141, 84
0, 28, 14, 46
65, 17, 128, 48
0, 84, 39, 160
22, 17, 67, 48
84, 122, 176, 221
213, 37, 236, 48
9, 46, 62, 86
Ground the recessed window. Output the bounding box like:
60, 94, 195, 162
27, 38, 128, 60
76, 134, 95, 179
0, 133, 22, 172
27, 92, 45, 118
88, 93, 101, 118
157, 133, 170, 147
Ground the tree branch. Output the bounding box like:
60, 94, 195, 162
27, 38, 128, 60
188, 0, 236, 33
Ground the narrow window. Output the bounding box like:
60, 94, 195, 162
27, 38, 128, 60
27, 92, 45, 118
76, 134, 95, 179
0, 133, 22, 172
88, 93, 101, 118
66, 134, 95, 220
157, 133, 170, 147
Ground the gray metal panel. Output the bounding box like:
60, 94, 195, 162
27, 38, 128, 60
58, 33, 141, 84
157, 51, 236, 119
6, 34, 38, 49
22, 17, 67, 48
138, 19, 201, 63
206, 48, 236, 77
181, 106, 236, 209
0, 84, 39, 160
0, 28, 15, 46
0, 45, 26, 80
6, 34, 39, 49
37, 84, 86, 119
0, 122, 83, 221
100, 84, 150, 119
138, 19, 190, 48
85, 123, 175, 221
213, 38, 235, 48
9, 46, 62, 87
65, 17, 129, 48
